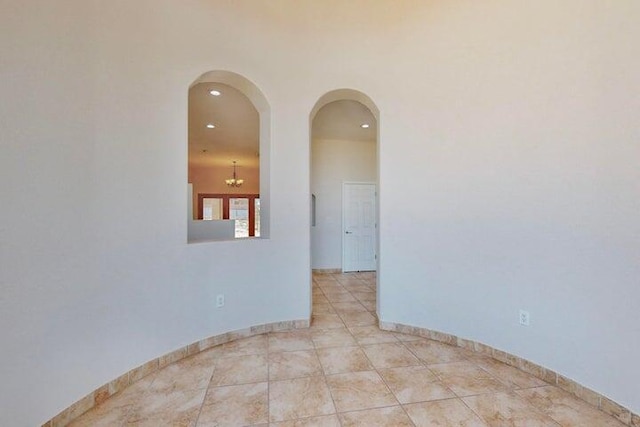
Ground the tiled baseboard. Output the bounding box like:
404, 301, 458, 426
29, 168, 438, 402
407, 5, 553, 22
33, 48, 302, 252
43, 318, 638, 427
42, 319, 310, 427
312, 268, 342, 274
379, 321, 639, 427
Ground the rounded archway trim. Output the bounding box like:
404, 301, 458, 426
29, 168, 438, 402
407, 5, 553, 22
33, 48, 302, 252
191, 70, 270, 115
310, 88, 380, 124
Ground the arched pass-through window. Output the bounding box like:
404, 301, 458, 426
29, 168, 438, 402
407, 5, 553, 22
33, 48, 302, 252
187, 71, 270, 243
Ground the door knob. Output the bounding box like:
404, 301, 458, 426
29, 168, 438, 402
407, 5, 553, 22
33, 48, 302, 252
345, 231, 353, 234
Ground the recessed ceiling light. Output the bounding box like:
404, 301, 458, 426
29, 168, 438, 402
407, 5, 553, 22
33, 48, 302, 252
206, 123, 215, 129
360, 123, 370, 129
209, 90, 221, 96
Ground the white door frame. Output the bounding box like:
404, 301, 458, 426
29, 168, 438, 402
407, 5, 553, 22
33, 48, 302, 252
342, 181, 377, 272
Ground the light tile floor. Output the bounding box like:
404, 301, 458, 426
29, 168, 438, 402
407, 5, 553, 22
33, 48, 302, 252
70, 272, 627, 427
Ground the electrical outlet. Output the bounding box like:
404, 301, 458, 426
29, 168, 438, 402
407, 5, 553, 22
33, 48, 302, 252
216, 294, 225, 308
519, 309, 530, 326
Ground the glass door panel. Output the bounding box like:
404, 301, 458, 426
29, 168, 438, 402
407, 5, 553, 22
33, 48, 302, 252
254, 198, 260, 237
202, 198, 223, 220
230, 198, 249, 238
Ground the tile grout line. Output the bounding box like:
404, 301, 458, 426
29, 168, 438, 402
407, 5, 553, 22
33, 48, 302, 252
266, 331, 271, 425
388, 311, 495, 426
312, 277, 343, 426
359, 343, 418, 426
366, 285, 517, 426
395, 338, 463, 415
192, 359, 217, 426
123, 366, 156, 425
70, 272, 630, 426
350, 293, 418, 426
323, 276, 349, 426
327, 276, 419, 426
313, 274, 366, 425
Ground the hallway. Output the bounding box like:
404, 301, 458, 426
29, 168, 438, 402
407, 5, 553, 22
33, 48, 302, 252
69, 272, 626, 426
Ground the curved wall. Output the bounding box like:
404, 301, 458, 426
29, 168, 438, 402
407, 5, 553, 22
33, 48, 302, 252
0, 1, 638, 425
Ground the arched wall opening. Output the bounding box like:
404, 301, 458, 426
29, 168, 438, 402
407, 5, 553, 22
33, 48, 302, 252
309, 88, 381, 314
188, 70, 271, 242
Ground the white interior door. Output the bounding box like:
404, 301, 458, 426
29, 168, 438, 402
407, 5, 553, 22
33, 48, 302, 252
343, 182, 377, 272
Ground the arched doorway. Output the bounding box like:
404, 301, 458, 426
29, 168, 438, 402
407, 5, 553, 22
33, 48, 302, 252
310, 89, 381, 316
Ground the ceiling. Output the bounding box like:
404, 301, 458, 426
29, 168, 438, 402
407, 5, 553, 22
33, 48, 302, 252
188, 87, 376, 169
188, 83, 259, 168
312, 100, 376, 142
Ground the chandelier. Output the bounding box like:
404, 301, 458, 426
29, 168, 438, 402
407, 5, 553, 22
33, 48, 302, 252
225, 161, 244, 187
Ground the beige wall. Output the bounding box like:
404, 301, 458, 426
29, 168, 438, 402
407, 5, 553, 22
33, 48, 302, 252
189, 164, 260, 218
1, 1, 639, 425
311, 138, 376, 269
